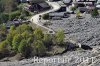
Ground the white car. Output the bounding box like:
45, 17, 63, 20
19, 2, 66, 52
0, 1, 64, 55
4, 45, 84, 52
96, 4, 100, 9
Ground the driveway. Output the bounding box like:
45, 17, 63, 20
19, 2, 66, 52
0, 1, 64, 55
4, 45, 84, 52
30, 1, 61, 34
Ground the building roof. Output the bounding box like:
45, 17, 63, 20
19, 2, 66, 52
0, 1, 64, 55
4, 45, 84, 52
49, 12, 65, 17
38, 2, 50, 8
63, 0, 72, 3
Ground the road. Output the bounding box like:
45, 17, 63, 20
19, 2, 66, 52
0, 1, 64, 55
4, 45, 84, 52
30, 1, 61, 34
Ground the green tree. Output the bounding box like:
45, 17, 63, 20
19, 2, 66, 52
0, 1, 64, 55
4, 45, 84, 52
0, 23, 6, 32
9, 10, 21, 20
0, 31, 6, 42
16, 24, 32, 34
0, 40, 10, 54
6, 34, 13, 47
12, 34, 22, 52
55, 30, 65, 45
18, 39, 31, 57
33, 40, 46, 56
0, 13, 9, 23
0, 0, 4, 13
21, 31, 30, 39
43, 34, 52, 48
10, 25, 15, 31
34, 28, 43, 40
27, 37, 34, 44
1, 0, 18, 13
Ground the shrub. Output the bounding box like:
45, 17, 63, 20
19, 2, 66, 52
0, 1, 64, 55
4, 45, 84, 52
55, 30, 65, 45
33, 40, 46, 56
12, 34, 22, 52
42, 13, 49, 20
91, 8, 99, 17
76, 9, 81, 18
0, 40, 11, 56
34, 28, 43, 40
0, 13, 9, 23
9, 10, 21, 20
70, 6, 76, 12
43, 34, 52, 48
18, 39, 31, 57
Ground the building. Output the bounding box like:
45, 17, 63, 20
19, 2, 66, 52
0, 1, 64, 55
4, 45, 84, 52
56, 1, 67, 12
29, 2, 50, 12
49, 12, 69, 19
73, 0, 96, 5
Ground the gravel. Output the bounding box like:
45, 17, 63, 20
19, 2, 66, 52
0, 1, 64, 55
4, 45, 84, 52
48, 14, 100, 46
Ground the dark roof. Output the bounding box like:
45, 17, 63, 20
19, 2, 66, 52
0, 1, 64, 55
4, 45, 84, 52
38, 2, 50, 8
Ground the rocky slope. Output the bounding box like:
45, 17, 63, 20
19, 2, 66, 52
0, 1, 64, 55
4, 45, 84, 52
48, 14, 100, 46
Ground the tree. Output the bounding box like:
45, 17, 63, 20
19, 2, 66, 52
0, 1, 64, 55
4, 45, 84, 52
91, 8, 99, 17
21, 31, 30, 39
6, 26, 16, 47
34, 28, 43, 40
16, 24, 32, 34
0, 40, 10, 55
43, 34, 52, 48
6, 34, 13, 47
10, 25, 15, 31
0, 13, 9, 23
9, 10, 21, 20
18, 39, 31, 57
0, 24, 7, 42
1, 0, 18, 13
0, 0, 4, 13
27, 37, 34, 44
21, 9, 30, 16
0, 23, 6, 32
0, 31, 6, 42
55, 30, 65, 45
12, 34, 22, 52
33, 40, 46, 56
